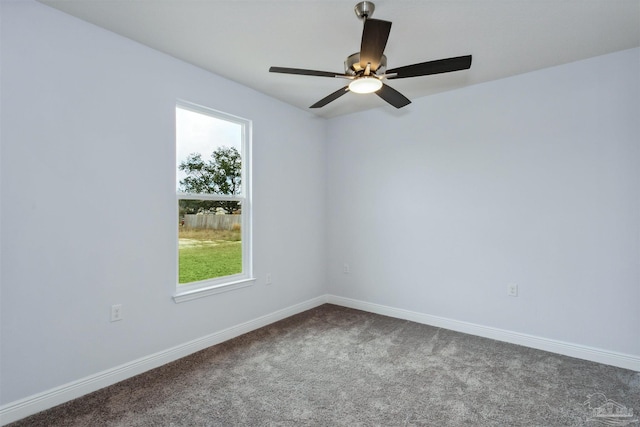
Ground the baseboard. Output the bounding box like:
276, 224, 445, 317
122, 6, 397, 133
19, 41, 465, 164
0, 295, 328, 426
3, 294, 637, 425
326, 295, 640, 372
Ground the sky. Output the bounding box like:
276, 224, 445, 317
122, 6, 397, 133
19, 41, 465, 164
176, 106, 242, 191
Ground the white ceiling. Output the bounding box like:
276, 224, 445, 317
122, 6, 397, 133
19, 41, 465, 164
39, 0, 640, 119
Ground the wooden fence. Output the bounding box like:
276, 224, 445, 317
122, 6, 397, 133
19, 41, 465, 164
183, 214, 241, 230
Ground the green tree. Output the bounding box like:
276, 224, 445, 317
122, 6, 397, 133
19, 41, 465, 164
179, 146, 241, 214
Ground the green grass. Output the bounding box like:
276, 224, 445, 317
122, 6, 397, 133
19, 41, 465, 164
178, 228, 242, 284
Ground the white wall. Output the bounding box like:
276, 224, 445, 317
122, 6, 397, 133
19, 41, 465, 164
326, 48, 639, 358
0, 1, 326, 405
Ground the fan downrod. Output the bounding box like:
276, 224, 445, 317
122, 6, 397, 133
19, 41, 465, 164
354, 1, 375, 20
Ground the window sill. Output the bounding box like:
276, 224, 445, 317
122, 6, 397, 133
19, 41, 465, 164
173, 277, 256, 303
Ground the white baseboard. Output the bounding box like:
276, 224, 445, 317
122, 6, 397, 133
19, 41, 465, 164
0, 295, 328, 426
3, 294, 637, 425
326, 294, 640, 372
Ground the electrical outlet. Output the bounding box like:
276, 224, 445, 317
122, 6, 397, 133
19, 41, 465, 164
266, 273, 272, 285
111, 304, 123, 322
343, 263, 350, 274
507, 284, 518, 297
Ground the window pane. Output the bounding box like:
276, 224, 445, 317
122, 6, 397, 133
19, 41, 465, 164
178, 199, 242, 284
176, 106, 242, 196
176, 103, 248, 289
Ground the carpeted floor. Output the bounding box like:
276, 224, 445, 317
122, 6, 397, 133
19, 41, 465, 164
8, 304, 640, 426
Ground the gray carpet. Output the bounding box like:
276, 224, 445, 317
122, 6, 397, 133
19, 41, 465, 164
9, 304, 640, 426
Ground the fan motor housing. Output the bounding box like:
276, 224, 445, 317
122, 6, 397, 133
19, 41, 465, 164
345, 52, 387, 76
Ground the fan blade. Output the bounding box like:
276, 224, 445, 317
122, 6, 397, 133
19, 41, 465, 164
376, 83, 411, 109
309, 86, 349, 108
386, 55, 472, 79
310, 86, 350, 108
269, 67, 346, 78
359, 19, 392, 72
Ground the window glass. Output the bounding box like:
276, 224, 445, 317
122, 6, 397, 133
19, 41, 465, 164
176, 103, 251, 293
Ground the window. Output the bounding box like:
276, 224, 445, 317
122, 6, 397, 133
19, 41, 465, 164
174, 101, 252, 302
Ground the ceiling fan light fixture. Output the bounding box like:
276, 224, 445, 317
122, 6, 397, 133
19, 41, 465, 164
348, 76, 383, 94
269, 2, 471, 109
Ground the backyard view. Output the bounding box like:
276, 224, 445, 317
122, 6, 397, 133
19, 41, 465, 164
176, 104, 246, 286
178, 225, 241, 284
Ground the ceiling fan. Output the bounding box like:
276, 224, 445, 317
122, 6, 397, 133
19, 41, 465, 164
269, 1, 472, 109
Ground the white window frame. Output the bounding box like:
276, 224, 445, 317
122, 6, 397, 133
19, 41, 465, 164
173, 101, 253, 303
